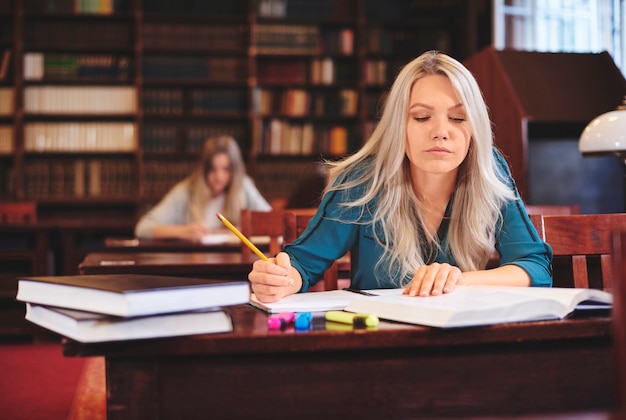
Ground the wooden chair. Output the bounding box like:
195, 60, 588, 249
536, 213, 626, 291
282, 208, 340, 291
525, 204, 580, 215
238, 209, 284, 261
612, 230, 626, 417
0, 201, 37, 224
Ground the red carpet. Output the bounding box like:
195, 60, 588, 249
0, 341, 105, 420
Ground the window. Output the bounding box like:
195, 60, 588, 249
494, 0, 624, 74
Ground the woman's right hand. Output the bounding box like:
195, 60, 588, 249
248, 252, 302, 302
179, 223, 211, 242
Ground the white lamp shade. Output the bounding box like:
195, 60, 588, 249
579, 108, 626, 155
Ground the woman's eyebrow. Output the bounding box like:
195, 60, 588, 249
408, 102, 464, 111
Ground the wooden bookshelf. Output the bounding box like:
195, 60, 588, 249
2, 0, 492, 217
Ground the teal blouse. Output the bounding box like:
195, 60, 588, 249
284, 150, 553, 292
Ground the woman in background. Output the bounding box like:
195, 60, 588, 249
135, 135, 271, 242
248, 50, 552, 302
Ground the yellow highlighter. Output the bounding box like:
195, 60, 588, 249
216, 212, 268, 261
325, 310, 379, 328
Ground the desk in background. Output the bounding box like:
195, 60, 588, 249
64, 305, 614, 419
79, 252, 256, 280
0, 219, 134, 336
103, 237, 352, 287
103, 237, 265, 253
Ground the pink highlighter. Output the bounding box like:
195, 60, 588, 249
267, 312, 296, 329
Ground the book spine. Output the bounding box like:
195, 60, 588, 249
24, 122, 137, 152
24, 86, 137, 115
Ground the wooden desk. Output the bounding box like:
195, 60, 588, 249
63, 305, 615, 419
56, 219, 136, 275
79, 252, 257, 280
99, 240, 350, 284
0, 222, 52, 336
104, 237, 242, 253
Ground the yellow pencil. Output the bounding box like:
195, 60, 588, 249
216, 212, 268, 261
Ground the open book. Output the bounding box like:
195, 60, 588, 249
251, 286, 612, 328
344, 286, 612, 328
250, 289, 356, 313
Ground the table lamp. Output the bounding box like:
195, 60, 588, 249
579, 99, 626, 160
579, 98, 626, 210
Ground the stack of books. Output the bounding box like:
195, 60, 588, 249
15, 274, 250, 343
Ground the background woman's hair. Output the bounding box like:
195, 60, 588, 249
187, 135, 247, 225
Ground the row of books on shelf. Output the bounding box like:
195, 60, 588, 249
259, 119, 349, 156
16, 274, 250, 342
365, 27, 450, 55
256, 0, 346, 19
0, 87, 13, 115
142, 23, 247, 50
364, 59, 390, 86
257, 58, 357, 85
254, 24, 319, 55
143, 0, 246, 15
252, 158, 323, 200
24, 21, 133, 50
23, 53, 132, 81
254, 25, 354, 56
363, 0, 450, 21
0, 126, 12, 154
21, 157, 193, 199
23, 122, 136, 152
24, 0, 129, 14
0, 164, 12, 197
0, 50, 10, 81
188, 89, 248, 114
24, 158, 136, 198
143, 56, 247, 82
143, 87, 248, 115
142, 124, 248, 154
24, 86, 137, 114
254, 88, 358, 117
142, 159, 193, 197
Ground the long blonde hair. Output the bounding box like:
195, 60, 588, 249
326, 50, 515, 286
186, 135, 246, 225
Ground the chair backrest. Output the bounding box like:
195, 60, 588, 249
611, 229, 626, 416
282, 208, 317, 243
536, 213, 626, 291
0, 201, 37, 224
239, 209, 284, 260
525, 204, 581, 215
282, 208, 339, 291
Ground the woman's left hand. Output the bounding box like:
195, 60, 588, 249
403, 262, 463, 297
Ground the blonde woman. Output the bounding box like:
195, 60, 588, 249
248, 51, 552, 302
135, 135, 271, 241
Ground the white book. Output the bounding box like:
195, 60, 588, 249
26, 304, 233, 343
344, 286, 612, 328
250, 289, 356, 313
16, 274, 250, 318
